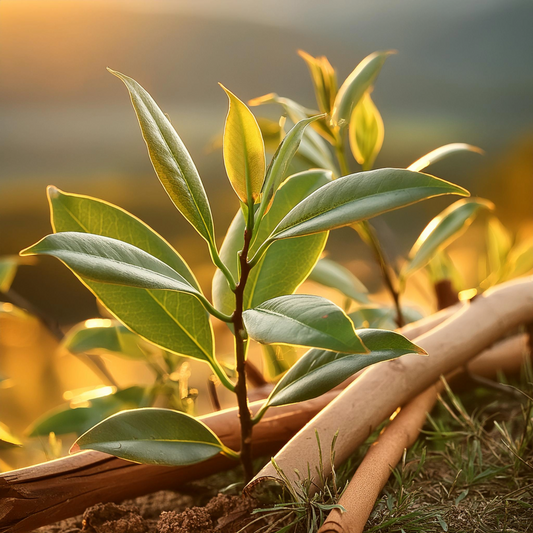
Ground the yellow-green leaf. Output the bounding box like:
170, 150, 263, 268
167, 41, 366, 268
221, 85, 265, 204
408, 143, 484, 172
349, 92, 384, 171
298, 50, 338, 114
331, 50, 394, 129
402, 198, 494, 279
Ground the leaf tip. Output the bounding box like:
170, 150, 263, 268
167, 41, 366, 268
47, 185, 60, 199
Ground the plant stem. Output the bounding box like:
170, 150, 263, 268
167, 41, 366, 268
335, 143, 350, 176
232, 222, 255, 482
359, 220, 405, 327
332, 135, 405, 327
209, 244, 237, 291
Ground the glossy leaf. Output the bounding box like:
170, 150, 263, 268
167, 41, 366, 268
63, 319, 147, 360
108, 69, 215, 244
0, 423, 22, 449
43, 188, 215, 364
268, 168, 469, 242
213, 170, 331, 316
221, 85, 265, 204
248, 93, 335, 167
349, 92, 384, 171
265, 329, 425, 407
243, 295, 368, 354
259, 114, 324, 216
309, 258, 369, 304
403, 198, 494, 278
27, 386, 148, 437
298, 50, 337, 114
73, 408, 227, 466
408, 143, 484, 173
21, 232, 203, 297
331, 50, 394, 129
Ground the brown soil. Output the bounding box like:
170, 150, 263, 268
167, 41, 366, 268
36, 492, 259, 533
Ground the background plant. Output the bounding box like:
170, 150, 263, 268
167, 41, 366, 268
249, 51, 497, 327
21, 63, 468, 481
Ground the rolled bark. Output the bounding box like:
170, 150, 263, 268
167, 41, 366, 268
253, 277, 533, 489
318, 333, 529, 533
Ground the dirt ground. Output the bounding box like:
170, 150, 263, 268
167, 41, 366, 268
37, 491, 259, 533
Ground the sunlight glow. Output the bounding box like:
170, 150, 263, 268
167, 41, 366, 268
64, 385, 116, 405
459, 288, 477, 301
83, 318, 113, 329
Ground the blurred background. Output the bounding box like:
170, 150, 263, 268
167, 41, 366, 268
0, 0, 532, 468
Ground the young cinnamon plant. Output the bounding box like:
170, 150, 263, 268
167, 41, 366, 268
21, 69, 468, 481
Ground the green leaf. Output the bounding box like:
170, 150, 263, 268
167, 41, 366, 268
108, 69, 215, 245
221, 85, 265, 204
260, 344, 299, 382
298, 50, 338, 114
243, 294, 368, 354
0, 258, 17, 292
408, 143, 484, 172
213, 170, 331, 316
265, 329, 425, 407
402, 198, 494, 278
348, 92, 384, 171
248, 93, 336, 168
0, 423, 22, 449
27, 386, 148, 437
309, 258, 369, 304
331, 50, 394, 129
42, 188, 215, 365
73, 408, 228, 466
267, 168, 469, 242
63, 319, 147, 360
21, 232, 203, 297
258, 114, 325, 217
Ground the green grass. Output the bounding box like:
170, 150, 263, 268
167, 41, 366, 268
364, 363, 533, 533
248, 360, 533, 533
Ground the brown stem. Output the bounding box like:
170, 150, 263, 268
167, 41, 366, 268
232, 227, 255, 483
360, 221, 405, 327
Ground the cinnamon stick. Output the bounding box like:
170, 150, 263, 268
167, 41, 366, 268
318, 333, 529, 533
253, 277, 533, 490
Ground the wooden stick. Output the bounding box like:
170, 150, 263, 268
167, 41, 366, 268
253, 277, 533, 489
318, 333, 529, 533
